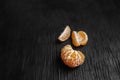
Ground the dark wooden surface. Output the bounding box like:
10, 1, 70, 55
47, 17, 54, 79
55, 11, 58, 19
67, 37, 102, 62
0, 0, 120, 80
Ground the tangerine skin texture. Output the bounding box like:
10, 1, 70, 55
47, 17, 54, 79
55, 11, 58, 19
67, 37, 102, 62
61, 45, 85, 68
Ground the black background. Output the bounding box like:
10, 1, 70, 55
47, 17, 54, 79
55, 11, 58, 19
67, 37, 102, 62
0, 0, 120, 80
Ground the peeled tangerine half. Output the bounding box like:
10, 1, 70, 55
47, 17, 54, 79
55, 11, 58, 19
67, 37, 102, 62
72, 31, 88, 47
58, 25, 71, 42
61, 44, 85, 68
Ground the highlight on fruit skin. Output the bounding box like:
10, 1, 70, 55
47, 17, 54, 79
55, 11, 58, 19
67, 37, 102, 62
72, 31, 88, 47
58, 25, 71, 42
61, 44, 85, 68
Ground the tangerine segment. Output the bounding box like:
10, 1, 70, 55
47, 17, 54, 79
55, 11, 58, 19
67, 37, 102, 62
78, 31, 88, 45
58, 25, 71, 42
61, 45, 73, 57
61, 45, 85, 68
77, 51, 85, 65
71, 31, 82, 47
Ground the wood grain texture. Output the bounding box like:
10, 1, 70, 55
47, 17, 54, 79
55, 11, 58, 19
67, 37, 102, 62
0, 0, 120, 80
